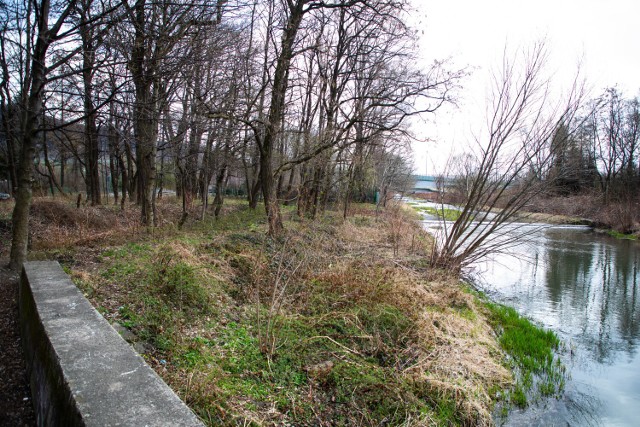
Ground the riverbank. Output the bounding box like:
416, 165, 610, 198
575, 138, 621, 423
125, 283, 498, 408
511, 211, 593, 226
408, 194, 595, 227
525, 193, 640, 236
1, 197, 564, 425
429, 190, 639, 237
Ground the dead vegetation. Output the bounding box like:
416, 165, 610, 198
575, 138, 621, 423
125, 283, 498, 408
10, 197, 516, 426
0, 196, 249, 257
526, 193, 640, 235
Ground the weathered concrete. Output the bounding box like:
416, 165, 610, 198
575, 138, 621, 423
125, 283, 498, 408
19, 261, 204, 427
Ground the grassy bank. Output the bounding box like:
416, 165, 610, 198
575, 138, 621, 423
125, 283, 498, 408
523, 193, 639, 236
408, 200, 588, 226
413, 206, 462, 221
481, 301, 564, 412
606, 229, 638, 240
431, 190, 638, 235
5, 197, 566, 425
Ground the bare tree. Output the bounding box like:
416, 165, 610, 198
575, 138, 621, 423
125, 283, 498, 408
275, 1, 460, 220
4, 0, 80, 270
0, 0, 464, 261
430, 42, 585, 272
115, 0, 224, 226
589, 88, 640, 199
77, 0, 105, 205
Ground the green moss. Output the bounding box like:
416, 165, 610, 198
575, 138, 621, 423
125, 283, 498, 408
208, 205, 267, 232
456, 305, 478, 321
179, 302, 457, 426
433, 398, 460, 425
90, 239, 221, 358
328, 362, 394, 408
149, 255, 210, 313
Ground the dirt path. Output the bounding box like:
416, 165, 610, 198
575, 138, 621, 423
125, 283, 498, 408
0, 263, 35, 426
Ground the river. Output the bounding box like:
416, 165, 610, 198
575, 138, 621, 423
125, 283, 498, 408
416, 203, 640, 426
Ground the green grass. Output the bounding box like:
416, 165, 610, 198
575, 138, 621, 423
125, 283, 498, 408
484, 302, 565, 408
164, 303, 444, 425
415, 206, 462, 221
607, 230, 638, 240
88, 239, 219, 353
73, 211, 447, 425
65, 201, 515, 426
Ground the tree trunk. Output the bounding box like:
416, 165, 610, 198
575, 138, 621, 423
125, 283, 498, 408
119, 152, 128, 210
83, 72, 101, 205
80, 3, 101, 206
0, 104, 18, 195
213, 164, 227, 218
84, 110, 101, 204
259, 144, 283, 235
108, 125, 119, 205
249, 173, 261, 209
60, 149, 65, 190
9, 0, 52, 271
157, 149, 165, 200
130, 0, 159, 227
124, 137, 136, 202
258, 2, 304, 235
42, 134, 64, 195
136, 115, 158, 226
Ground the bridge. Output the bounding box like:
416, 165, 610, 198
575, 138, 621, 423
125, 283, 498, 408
411, 175, 450, 193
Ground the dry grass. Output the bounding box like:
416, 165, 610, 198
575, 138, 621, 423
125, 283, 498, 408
282, 207, 511, 425
309, 260, 511, 425
527, 193, 640, 233
15, 196, 514, 426
0, 196, 211, 257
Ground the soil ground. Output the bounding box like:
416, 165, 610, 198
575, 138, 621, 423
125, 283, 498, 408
0, 260, 35, 426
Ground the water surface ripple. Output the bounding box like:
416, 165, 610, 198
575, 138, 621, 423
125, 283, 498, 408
471, 227, 640, 426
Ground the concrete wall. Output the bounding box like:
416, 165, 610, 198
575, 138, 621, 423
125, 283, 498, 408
19, 261, 204, 427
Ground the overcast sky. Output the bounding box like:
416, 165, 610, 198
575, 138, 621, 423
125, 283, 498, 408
409, 0, 640, 175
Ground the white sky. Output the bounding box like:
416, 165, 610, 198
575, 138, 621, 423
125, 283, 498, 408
409, 0, 640, 175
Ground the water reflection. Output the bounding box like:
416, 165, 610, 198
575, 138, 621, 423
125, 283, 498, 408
471, 227, 640, 426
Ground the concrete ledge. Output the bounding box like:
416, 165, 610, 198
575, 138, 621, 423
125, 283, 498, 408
19, 261, 204, 426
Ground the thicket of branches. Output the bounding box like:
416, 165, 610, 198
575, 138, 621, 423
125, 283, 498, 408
432, 42, 639, 271
445, 88, 640, 210
431, 43, 587, 271
0, 0, 462, 269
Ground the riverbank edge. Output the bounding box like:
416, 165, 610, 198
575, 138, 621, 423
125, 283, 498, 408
406, 198, 594, 227
407, 199, 569, 418
514, 211, 640, 240
462, 281, 566, 417
512, 211, 594, 226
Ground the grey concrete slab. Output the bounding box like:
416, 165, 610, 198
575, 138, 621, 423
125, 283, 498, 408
20, 261, 204, 427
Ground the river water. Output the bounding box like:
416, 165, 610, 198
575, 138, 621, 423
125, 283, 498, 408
417, 204, 640, 426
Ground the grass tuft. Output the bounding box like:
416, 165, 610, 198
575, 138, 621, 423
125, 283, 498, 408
607, 229, 638, 240
414, 205, 462, 221
484, 302, 565, 408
